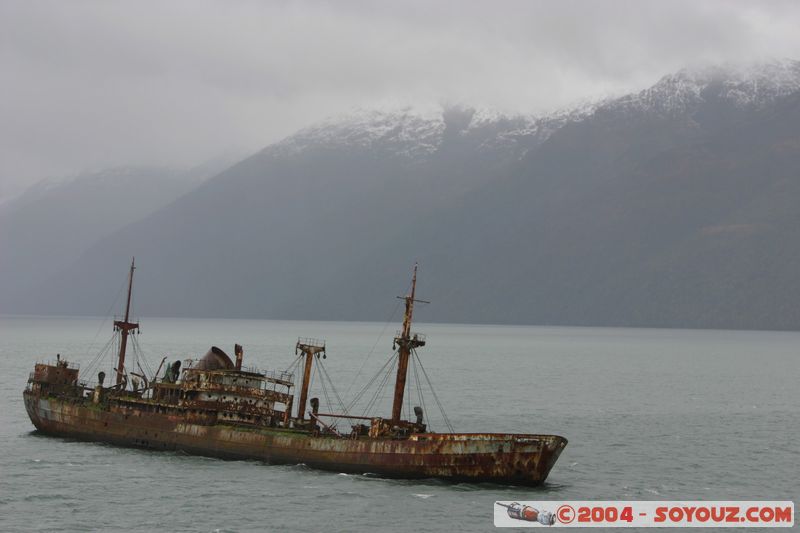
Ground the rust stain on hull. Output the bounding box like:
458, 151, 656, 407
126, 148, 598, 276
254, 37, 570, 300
24, 392, 567, 485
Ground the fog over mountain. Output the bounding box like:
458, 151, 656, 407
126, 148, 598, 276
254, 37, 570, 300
5, 1, 800, 193
0, 162, 224, 302
5, 60, 800, 330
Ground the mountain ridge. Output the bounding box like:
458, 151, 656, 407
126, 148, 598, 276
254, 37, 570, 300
6, 60, 800, 330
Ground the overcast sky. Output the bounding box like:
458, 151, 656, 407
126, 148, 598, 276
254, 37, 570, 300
2, 0, 800, 196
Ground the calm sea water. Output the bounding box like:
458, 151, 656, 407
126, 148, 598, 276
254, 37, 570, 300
0, 316, 797, 532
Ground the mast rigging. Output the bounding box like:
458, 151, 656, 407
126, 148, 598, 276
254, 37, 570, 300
113, 257, 139, 386
390, 263, 429, 424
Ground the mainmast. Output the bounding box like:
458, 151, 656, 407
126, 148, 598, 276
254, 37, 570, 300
295, 338, 326, 421
390, 264, 428, 424
114, 257, 139, 386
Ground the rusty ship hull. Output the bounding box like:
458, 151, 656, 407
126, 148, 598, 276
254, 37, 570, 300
24, 392, 567, 485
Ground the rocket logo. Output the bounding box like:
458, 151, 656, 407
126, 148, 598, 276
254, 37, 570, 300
496, 502, 556, 525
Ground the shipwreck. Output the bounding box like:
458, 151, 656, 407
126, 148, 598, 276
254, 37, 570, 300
24, 259, 567, 485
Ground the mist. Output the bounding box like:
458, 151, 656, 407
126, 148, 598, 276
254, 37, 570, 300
2, 0, 800, 196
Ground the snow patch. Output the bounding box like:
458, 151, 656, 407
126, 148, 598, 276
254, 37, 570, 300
610, 59, 800, 116
271, 106, 446, 159
266, 60, 800, 160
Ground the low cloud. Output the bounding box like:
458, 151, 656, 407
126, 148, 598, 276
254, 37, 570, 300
2, 0, 799, 193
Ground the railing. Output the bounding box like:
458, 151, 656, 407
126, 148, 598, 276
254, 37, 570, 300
315, 412, 374, 420
36, 359, 81, 370
297, 337, 325, 348
235, 366, 294, 386
262, 369, 294, 383
395, 331, 426, 342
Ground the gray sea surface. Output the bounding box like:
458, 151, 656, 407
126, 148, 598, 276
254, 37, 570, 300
0, 316, 797, 532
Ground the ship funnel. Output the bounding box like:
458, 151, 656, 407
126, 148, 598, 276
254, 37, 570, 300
97, 371, 105, 386
310, 397, 319, 417
414, 406, 424, 424
234, 344, 243, 370
195, 346, 234, 371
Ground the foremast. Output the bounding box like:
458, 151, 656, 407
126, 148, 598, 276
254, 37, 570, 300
390, 264, 428, 424
113, 257, 139, 386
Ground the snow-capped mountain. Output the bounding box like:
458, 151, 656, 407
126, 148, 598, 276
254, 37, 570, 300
270, 101, 603, 162
609, 59, 800, 117
268, 60, 800, 163
271, 107, 446, 159
9, 60, 800, 331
